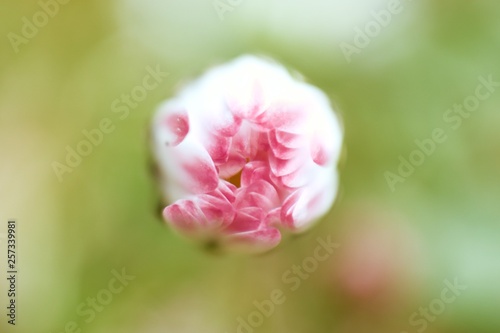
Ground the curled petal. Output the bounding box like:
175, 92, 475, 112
162, 109, 189, 147
235, 180, 280, 211
154, 139, 219, 198
260, 104, 306, 133
179, 152, 219, 194
218, 153, 246, 180
281, 173, 337, 231
272, 129, 304, 149
264, 207, 282, 227
208, 110, 242, 138
224, 227, 282, 254
205, 134, 231, 164
268, 131, 298, 160
164, 191, 235, 238
280, 166, 313, 189
230, 121, 264, 161
268, 150, 307, 177
226, 80, 267, 121
224, 207, 264, 233
216, 180, 238, 203
310, 132, 336, 166
240, 161, 271, 187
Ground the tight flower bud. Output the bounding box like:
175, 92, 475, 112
152, 55, 343, 253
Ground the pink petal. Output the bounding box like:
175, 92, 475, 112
240, 161, 271, 187
280, 178, 336, 231
180, 155, 220, 194
155, 133, 220, 196
235, 180, 280, 211
205, 134, 231, 164
279, 162, 315, 188
216, 180, 238, 203
268, 151, 306, 177
259, 104, 306, 133
223, 227, 282, 254
264, 207, 282, 227
229, 121, 265, 161
223, 207, 264, 233
270, 129, 304, 149
217, 153, 246, 179
164, 191, 236, 237
310, 134, 332, 166
226, 80, 267, 122
280, 189, 304, 229
204, 103, 243, 137
267, 131, 298, 160
163, 109, 189, 147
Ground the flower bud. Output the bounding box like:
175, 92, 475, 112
152, 55, 343, 253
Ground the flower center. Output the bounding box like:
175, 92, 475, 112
226, 168, 243, 188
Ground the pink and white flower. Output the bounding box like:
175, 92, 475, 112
152, 55, 342, 253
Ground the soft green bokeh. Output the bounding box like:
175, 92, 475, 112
1, 0, 499, 332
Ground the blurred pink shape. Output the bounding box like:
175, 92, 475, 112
333, 205, 425, 307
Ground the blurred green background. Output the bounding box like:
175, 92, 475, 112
1, 0, 500, 332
